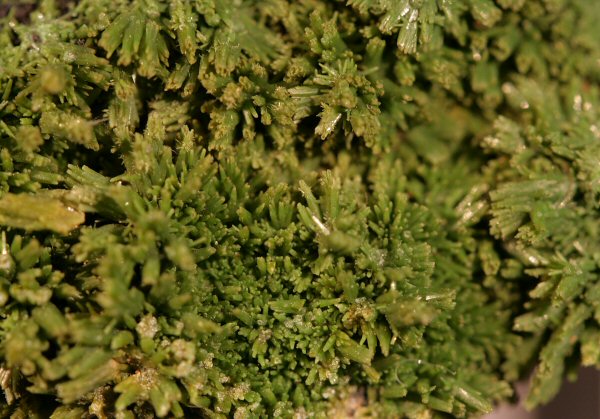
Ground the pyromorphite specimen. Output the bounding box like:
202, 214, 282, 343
0, 0, 598, 418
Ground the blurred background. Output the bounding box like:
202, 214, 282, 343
486, 368, 599, 419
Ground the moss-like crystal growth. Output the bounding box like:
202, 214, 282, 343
0, 1, 598, 417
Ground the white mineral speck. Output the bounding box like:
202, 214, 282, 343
136, 314, 159, 339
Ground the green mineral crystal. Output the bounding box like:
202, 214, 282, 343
0, 0, 598, 418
